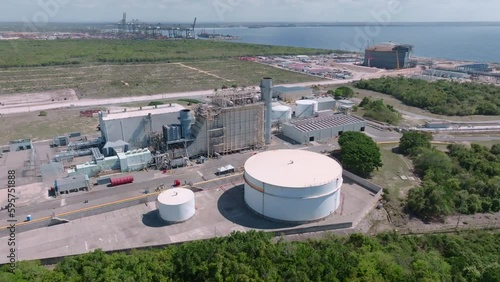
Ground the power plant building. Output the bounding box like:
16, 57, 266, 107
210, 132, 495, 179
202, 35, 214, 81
282, 114, 366, 144
243, 150, 343, 222
363, 43, 414, 69
99, 104, 185, 149
273, 86, 312, 102
160, 90, 266, 161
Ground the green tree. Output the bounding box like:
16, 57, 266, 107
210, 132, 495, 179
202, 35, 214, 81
39, 111, 47, 116
399, 131, 433, 155
338, 132, 382, 177
335, 86, 354, 98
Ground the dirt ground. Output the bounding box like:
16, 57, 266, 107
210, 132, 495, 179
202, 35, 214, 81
0, 88, 78, 107
0, 108, 98, 145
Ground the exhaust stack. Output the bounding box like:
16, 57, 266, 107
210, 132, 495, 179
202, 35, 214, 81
260, 78, 273, 145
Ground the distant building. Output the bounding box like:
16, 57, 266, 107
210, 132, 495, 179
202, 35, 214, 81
315, 97, 337, 111
9, 139, 33, 152
273, 86, 313, 102
363, 42, 414, 69
282, 114, 366, 144
457, 63, 491, 73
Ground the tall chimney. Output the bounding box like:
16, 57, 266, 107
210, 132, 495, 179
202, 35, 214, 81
260, 78, 273, 145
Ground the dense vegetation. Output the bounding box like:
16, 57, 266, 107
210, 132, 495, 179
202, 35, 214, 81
398, 131, 432, 155
338, 132, 382, 177
359, 96, 402, 125
354, 76, 500, 116
0, 40, 333, 68
327, 86, 354, 99
2, 231, 499, 281
404, 136, 500, 220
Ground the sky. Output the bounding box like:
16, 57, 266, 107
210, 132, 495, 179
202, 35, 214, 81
1, 0, 500, 23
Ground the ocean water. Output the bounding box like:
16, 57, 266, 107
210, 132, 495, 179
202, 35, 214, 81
211, 25, 500, 63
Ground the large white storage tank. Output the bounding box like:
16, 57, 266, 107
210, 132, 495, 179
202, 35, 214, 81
271, 105, 292, 121
157, 188, 195, 222
295, 100, 318, 118
244, 149, 343, 223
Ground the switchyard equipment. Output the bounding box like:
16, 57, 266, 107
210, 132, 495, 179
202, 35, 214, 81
363, 42, 414, 69
157, 188, 195, 222
244, 150, 343, 222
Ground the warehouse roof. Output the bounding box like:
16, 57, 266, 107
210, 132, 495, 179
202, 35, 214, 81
288, 114, 365, 133
101, 104, 185, 121
56, 175, 88, 186
273, 86, 310, 93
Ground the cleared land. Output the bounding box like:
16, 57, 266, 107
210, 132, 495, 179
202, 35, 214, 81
0, 60, 324, 98
369, 144, 419, 226
0, 108, 98, 144
0, 39, 333, 67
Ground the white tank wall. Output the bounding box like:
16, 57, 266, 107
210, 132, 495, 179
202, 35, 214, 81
244, 172, 343, 222
295, 100, 318, 118
157, 190, 195, 222
271, 106, 292, 121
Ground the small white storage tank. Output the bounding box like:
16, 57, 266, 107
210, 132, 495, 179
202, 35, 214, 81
157, 188, 195, 222
271, 105, 292, 121
295, 100, 318, 118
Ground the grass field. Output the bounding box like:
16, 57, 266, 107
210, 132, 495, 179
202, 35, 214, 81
0, 109, 98, 145
0, 59, 325, 97
0, 39, 335, 68
369, 144, 419, 226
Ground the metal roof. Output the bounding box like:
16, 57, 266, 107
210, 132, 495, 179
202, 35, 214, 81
101, 104, 185, 121
273, 86, 310, 93
289, 114, 365, 133
56, 174, 87, 186
315, 97, 336, 103
244, 149, 342, 188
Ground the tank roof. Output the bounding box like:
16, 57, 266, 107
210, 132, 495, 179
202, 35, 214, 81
244, 149, 342, 188
157, 188, 194, 205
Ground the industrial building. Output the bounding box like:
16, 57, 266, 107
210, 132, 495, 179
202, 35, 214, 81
363, 42, 414, 69
273, 86, 312, 102
99, 104, 185, 149
153, 87, 269, 168
243, 149, 343, 222
315, 97, 337, 111
157, 188, 196, 223
54, 175, 90, 195
67, 148, 152, 177
282, 114, 366, 144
